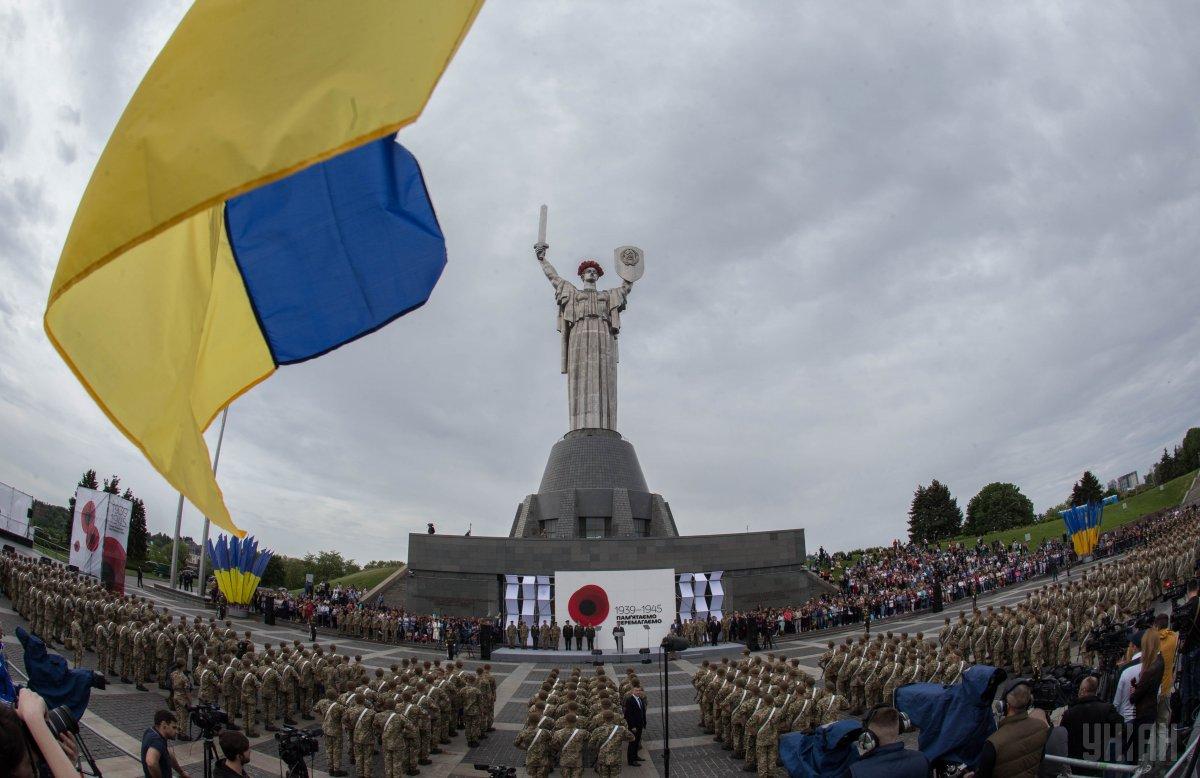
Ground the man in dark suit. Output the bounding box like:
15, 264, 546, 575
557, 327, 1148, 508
585, 625, 596, 651
623, 684, 647, 765
563, 622, 574, 651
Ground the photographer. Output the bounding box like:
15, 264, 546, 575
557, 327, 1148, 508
141, 710, 191, 778
214, 730, 251, 776
1, 688, 80, 778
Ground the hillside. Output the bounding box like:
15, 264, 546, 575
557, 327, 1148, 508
288, 565, 402, 595
942, 468, 1198, 549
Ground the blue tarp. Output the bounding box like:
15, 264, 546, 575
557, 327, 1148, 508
0, 637, 15, 704
780, 718, 863, 777
16, 627, 95, 720
894, 664, 1002, 768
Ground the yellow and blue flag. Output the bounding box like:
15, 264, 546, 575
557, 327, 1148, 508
1060, 502, 1103, 555
45, 2, 483, 537
207, 534, 272, 606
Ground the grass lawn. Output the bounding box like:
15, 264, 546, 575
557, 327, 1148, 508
940, 469, 1198, 549
289, 565, 402, 595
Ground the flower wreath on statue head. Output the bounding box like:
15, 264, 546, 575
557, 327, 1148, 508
576, 259, 603, 278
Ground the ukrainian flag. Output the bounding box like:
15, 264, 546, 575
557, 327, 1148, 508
1060, 502, 1103, 556
45, 2, 483, 537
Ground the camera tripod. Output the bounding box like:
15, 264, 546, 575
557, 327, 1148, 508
198, 731, 220, 778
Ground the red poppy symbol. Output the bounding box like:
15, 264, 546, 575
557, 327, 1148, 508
567, 584, 610, 626
81, 501, 101, 552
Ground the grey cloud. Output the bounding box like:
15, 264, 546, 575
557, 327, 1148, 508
56, 105, 80, 125
54, 136, 76, 164
1, 2, 1198, 562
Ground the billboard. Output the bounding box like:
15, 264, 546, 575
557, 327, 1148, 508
555, 568, 674, 652
69, 487, 132, 593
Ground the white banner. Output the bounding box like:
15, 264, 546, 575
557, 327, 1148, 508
555, 568, 674, 652
0, 482, 33, 540
69, 487, 132, 593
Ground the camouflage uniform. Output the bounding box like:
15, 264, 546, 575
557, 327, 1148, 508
461, 676, 484, 745
346, 699, 374, 778
318, 695, 348, 776
381, 707, 412, 778
240, 662, 261, 736
69, 617, 84, 668
552, 724, 587, 778
516, 719, 555, 778
169, 665, 192, 734
753, 703, 781, 777
589, 722, 635, 778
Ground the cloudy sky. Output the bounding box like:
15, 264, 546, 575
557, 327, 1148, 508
2, 2, 1198, 564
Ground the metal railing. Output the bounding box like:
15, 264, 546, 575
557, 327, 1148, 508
1041, 754, 1152, 775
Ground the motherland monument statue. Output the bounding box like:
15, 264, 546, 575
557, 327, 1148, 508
533, 205, 644, 432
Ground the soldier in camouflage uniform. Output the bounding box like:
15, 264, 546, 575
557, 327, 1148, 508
381, 700, 413, 778
516, 717, 555, 778
552, 713, 587, 778
593, 716, 635, 778
317, 691, 348, 777
168, 661, 193, 741
461, 674, 484, 747
240, 656, 261, 736
68, 615, 84, 668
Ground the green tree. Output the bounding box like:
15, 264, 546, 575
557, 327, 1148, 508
67, 469, 100, 521
102, 475, 121, 494
1069, 471, 1104, 507
260, 555, 287, 587
363, 560, 405, 570
122, 487, 148, 565
301, 550, 360, 586
964, 482, 1035, 535
908, 479, 962, 544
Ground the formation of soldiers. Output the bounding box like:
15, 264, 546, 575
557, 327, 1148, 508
693, 509, 1200, 775
312, 657, 496, 777
0, 555, 495, 776
692, 653, 813, 776
937, 509, 1197, 674
513, 666, 642, 777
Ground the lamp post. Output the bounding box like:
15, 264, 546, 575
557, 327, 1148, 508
659, 635, 690, 777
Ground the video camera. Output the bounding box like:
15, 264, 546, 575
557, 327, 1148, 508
1084, 609, 1153, 665
275, 724, 321, 767
473, 765, 517, 778
187, 702, 229, 737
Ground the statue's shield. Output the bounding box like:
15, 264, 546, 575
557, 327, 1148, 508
614, 245, 645, 282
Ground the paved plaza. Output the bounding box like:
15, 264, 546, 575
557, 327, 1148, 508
0, 559, 1094, 778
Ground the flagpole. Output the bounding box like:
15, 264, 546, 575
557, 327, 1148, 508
168, 406, 230, 592
198, 407, 230, 596
169, 493, 185, 589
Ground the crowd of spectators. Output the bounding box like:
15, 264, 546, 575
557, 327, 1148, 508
726, 536, 1072, 637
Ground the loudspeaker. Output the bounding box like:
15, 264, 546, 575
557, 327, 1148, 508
661, 636, 690, 653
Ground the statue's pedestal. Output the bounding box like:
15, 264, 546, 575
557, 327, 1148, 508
508, 428, 678, 539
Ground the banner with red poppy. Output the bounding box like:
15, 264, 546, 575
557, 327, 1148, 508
68, 486, 132, 593
554, 568, 675, 652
